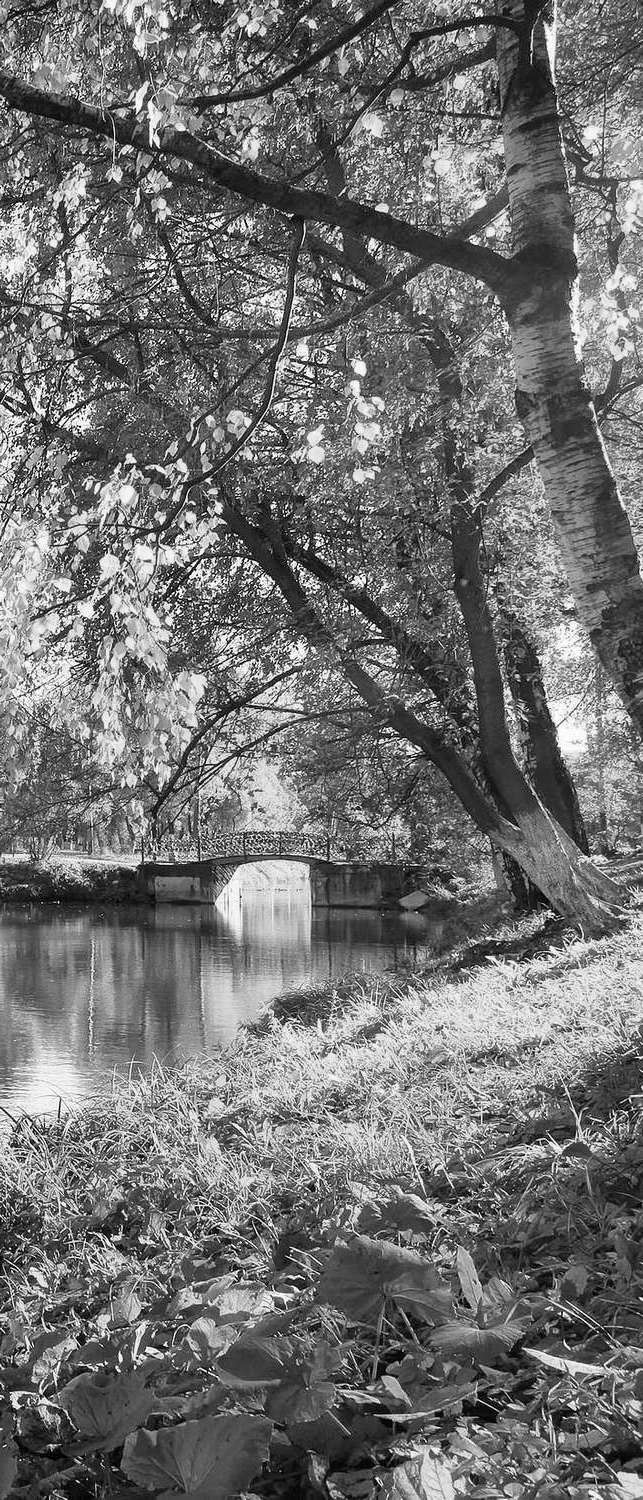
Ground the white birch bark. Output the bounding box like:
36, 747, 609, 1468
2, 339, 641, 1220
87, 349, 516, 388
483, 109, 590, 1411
496, 2, 643, 735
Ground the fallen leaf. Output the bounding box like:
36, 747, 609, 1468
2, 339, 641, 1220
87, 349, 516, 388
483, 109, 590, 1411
216, 1332, 291, 1385
559, 1262, 591, 1299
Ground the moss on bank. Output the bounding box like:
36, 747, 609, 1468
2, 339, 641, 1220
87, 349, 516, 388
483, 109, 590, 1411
0, 913, 642, 1499
0, 855, 148, 904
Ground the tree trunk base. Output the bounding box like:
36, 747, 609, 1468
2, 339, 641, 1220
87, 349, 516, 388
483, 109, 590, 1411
494, 808, 629, 935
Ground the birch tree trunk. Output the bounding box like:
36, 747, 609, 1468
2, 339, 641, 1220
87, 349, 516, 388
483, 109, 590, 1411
496, 2, 643, 735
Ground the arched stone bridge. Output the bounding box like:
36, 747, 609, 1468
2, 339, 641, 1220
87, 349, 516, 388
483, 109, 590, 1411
140, 830, 423, 909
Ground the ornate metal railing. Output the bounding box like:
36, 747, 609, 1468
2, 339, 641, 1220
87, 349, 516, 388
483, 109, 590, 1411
143, 830, 337, 863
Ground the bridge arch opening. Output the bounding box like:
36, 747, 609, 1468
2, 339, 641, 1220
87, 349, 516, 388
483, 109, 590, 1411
220, 859, 311, 901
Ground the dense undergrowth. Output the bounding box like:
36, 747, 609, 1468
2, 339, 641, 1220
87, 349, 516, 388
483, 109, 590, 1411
0, 857, 144, 904
1, 912, 642, 1500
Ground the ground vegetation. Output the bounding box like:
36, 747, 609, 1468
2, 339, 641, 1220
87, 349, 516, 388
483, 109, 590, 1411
1, 911, 641, 1500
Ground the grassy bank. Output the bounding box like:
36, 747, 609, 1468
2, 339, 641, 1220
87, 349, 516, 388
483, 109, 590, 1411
1, 912, 642, 1500
0, 855, 146, 904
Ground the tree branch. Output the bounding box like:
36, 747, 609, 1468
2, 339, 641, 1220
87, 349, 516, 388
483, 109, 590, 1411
0, 72, 515, 298
281, 531, 470, 709
189, 0, 403, 109
218, 495, 511, 837
150, 665, 301, 817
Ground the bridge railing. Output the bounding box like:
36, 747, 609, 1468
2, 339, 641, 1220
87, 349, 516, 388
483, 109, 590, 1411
143, 830, 336, 862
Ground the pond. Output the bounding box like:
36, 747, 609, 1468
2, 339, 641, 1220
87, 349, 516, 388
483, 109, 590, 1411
0, 876, 441, 1119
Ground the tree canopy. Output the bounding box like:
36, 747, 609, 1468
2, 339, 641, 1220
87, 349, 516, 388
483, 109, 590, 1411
0, 0, 641, 928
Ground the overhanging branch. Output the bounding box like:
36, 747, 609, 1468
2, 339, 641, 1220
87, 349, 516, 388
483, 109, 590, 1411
0, 72, 515, 299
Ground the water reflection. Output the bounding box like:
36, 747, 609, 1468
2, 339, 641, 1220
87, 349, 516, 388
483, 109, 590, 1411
0, 889, 431, 1118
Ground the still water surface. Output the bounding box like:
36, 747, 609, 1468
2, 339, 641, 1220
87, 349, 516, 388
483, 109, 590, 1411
0, 886, 435, 1118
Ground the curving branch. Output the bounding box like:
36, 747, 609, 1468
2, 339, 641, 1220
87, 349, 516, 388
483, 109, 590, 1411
188, 10, 514, 112
189, 0, 403, 110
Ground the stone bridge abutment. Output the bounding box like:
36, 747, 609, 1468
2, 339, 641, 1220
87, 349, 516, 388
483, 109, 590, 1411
140, 854, 424, 909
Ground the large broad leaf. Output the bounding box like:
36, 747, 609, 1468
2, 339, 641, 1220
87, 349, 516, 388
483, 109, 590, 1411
121, 1412, 272, 1499
110, 1279, 145, 1326
327, 1469, 377, 1500
167, 1279, 266, 1321
215, 1331, 292, 1385
317, 1238, 452, 1327
388, 1272, 453, 1327
378, 1450, 455, 1500
377, 1384, 476, 1420
183, 1318, 237, 1366
0, 1446, 17, 1500
357, 1191, 439, 1237
30, 1331, 78, 1384
56, 1370, 154, 1453
267, 1379, 337, 1423
286, 1410, 352, 1462
429, 1320, 525, 1363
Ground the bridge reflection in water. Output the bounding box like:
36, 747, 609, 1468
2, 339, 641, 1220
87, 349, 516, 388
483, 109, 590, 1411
0, 888, 433, 1118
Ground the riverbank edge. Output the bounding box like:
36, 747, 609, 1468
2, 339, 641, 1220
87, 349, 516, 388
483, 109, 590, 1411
1, 908, 642, 1500
0, 854, 490, 917
0, 855, 149, 904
